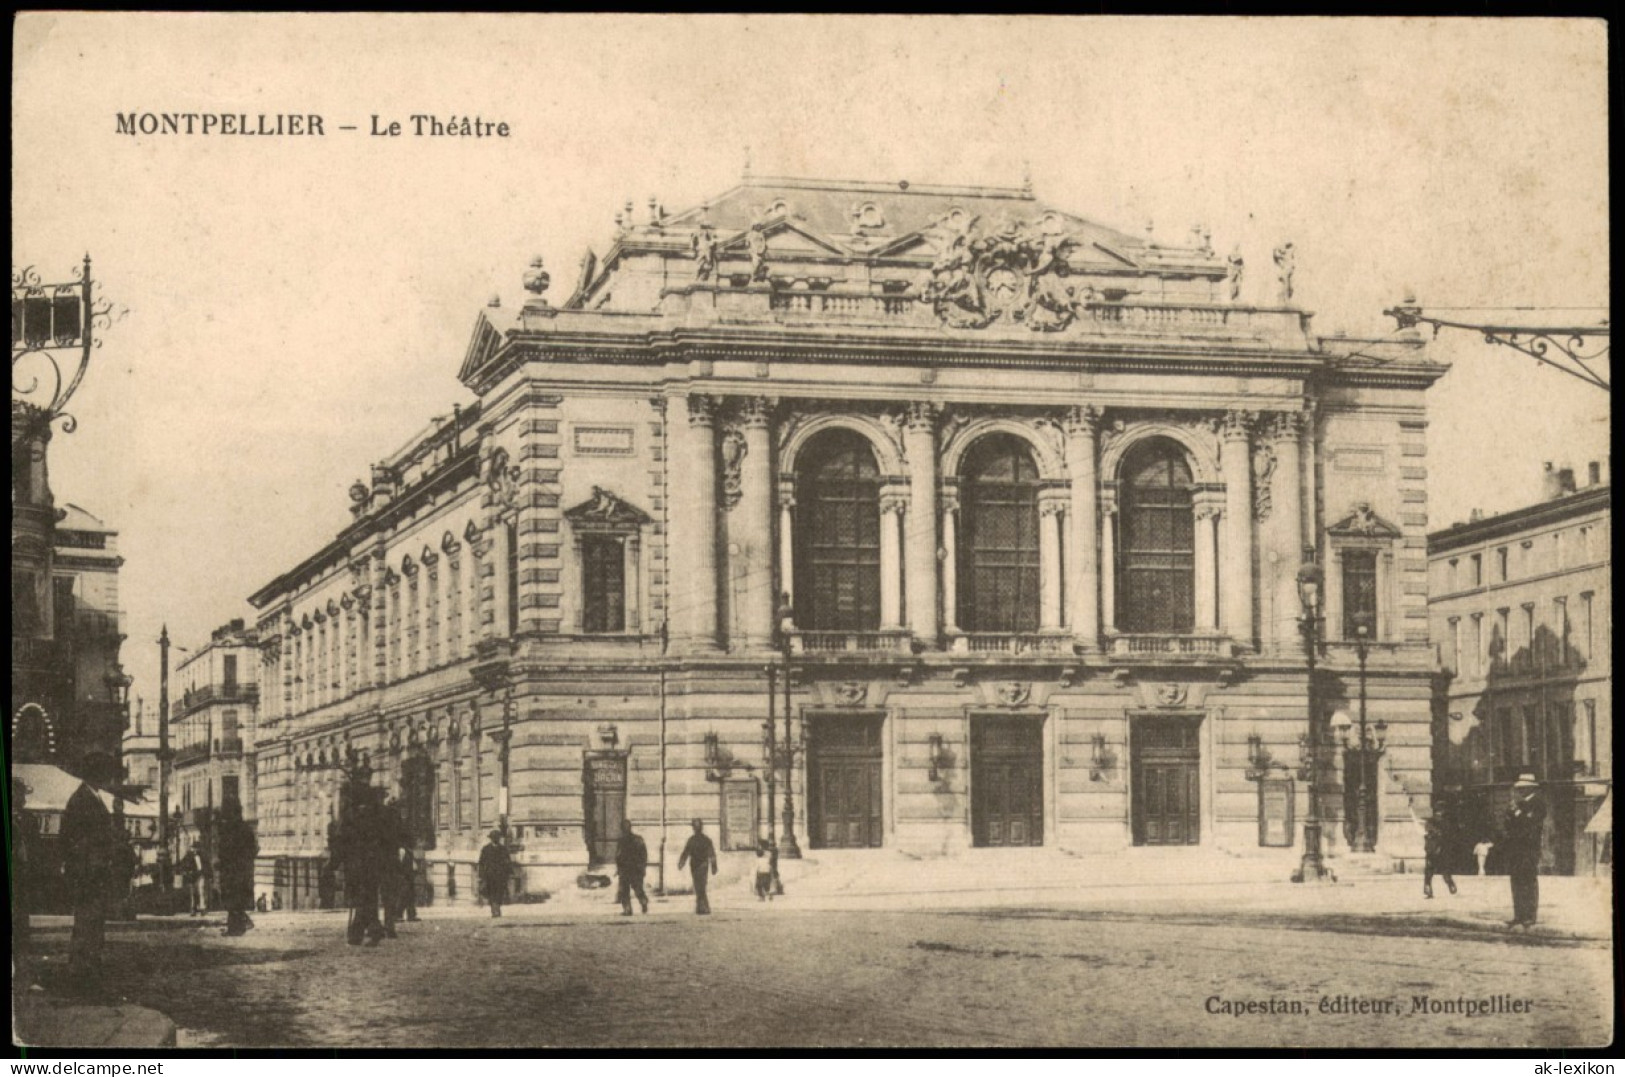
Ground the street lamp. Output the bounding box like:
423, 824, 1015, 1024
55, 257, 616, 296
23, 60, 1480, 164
776, 595, 802, 860
1291, 555, 1332, 883
1338, 614, 1385, 853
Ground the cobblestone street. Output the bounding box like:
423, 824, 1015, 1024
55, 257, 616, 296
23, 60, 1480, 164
25, 875, 1614, 1049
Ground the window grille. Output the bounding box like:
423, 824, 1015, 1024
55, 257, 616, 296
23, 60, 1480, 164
1118, 440, 1195, 633
795, 430, 881, 631
960, 435, 1042, 633
1341, 549, 1379, 639
582, 535, 627, 632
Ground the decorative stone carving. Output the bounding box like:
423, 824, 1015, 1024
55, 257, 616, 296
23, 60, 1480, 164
421, 545, 438, 568
1065, 404, 1102, 436
485, 446, 520, 511
1219, 410, 1255, 442
1328, 501, 1402, 538
441, 529, 461, 555
1155, 683, 1188, 707
737, 396, 772, 429
746, 223, 770, 283
920, 211, 1089, 331
995, 681, 1032, 707
720, 426, 747, 510
566, 486, 652, 527
1273, 242, 1296, 304
1040, 498, 1067, 519
850, 202, 886, 232
879, 490, 910, 517
834, 681, 868, 706
904, 400, 937, 433
686, 395, 716, 428
1252, 439, 1276, 521
692, 225, 720, 282
1226, 246, 1245, 303
522, 255, 550, 300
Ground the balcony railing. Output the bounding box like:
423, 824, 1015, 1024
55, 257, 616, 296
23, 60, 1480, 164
1109, 634, 1235, 659
67, 609, 125, 638
790, 630, 913, 655
177, 683, 260, 716
172, 737, 246, 766
956, 633, 1075, 656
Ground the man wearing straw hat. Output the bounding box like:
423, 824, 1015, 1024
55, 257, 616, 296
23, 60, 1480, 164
1501, 773, 1546, 929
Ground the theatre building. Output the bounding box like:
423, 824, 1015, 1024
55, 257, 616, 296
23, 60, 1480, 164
248, 174, 1445, 902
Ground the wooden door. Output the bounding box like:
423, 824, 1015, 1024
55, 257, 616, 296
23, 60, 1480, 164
971, 717, 1045, 847
1132, 717, 1201, 846
808, 716, 884, 849
584, 754, 627, 866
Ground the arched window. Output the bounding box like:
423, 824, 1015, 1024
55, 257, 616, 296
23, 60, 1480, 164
1118, 439, 1195, 633
795, 430, 881, 631
959, 435, 1041, 633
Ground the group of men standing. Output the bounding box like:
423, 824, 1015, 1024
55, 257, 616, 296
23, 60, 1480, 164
331, 767, 419, 946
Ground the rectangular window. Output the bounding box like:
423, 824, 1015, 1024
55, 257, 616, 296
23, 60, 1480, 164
223, 654, 238, 692
1470, 614, 1483, 678
1446, 618, 1460, 674
582, 535, 627, 633
1496, 547, 1509, 581
222, 774, 240, 807
221, 709, 239, 746
1496, 707, 1518, 777
1470, 553, 1482, 587
1494, 608, 1510, 669
1447, 558, 1459, 591
1341, 549, 1379, 639
52, 576, 76, 635
1580, 592, 1594, 661
1521, 603, 1536, 671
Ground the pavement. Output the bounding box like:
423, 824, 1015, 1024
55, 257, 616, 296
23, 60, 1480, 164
13, 853, 1611, 1048
12, 987, 177, 1049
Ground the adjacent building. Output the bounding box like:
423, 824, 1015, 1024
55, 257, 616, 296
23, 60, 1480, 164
170, 619, 262, 870
248, 174, 1447, 906
1429, 462, 1612, 875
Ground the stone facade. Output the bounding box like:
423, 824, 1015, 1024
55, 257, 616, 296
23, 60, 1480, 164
247, 175, 1446, 904
170, 619, 262, 883
1429, 463, 1612, 875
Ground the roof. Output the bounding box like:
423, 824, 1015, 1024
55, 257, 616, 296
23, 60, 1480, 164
1429, 483, 1611, 553
57, 503, 113, 533
571, 173, 1225, 311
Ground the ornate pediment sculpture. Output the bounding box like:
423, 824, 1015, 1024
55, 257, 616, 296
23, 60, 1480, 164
1327, 502, 1402, 539
921, 211, 1090, 331
565, 486, 652, 530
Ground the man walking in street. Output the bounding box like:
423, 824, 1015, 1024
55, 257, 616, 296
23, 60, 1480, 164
615, 818, 649, 916
676, 817, 718, 915
181, 842, 205, 915
217, 797, 258, 937
1422, 803, 1458, 900
1502, 773, 1546, 929
380, 797, 408, 938
478, 829, 513, 918
401, 846, 420, 922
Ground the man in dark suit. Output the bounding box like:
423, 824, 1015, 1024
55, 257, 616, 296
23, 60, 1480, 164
477, 830, 513, 918
615, 819, 649, 916
676, 818, 718, 915
1501, 773, 1546, 929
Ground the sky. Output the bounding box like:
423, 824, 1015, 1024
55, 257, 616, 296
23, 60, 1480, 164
12, 14, 1610, 714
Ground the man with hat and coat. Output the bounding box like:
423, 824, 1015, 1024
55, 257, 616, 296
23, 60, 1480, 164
1501, 773, 1546, 928
477, 830, 513, 918
676, 818, 718, 915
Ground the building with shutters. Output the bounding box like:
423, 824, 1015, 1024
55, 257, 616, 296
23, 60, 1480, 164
1429, 461, 1611, 876
246, 173, 1448, 904
170, 619, 261, 901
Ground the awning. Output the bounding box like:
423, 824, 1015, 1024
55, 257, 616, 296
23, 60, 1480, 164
1585, 792, 1612, 835
12, 763, 158, 817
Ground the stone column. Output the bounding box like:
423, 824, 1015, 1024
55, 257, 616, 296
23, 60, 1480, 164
903, 402, 940, 645
735, 397, 776, 650
1269, 412, 1306, 652
1101, 504, 1118, 633
941, 492, 960, 634
1194, 506, 1221, 631
672, 395, 719, 651
1220, 410, 1256, 646
1064, 406, 1101, 647
778, 479, 796, 611
1040, 499, 1065, 630
879, 489, 908, 630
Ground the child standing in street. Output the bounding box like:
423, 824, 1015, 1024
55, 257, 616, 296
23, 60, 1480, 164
754, 841, 775, 901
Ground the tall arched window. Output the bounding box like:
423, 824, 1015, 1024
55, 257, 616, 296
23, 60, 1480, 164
959, 434, 1041, 633
1118, 439, 1195, 633
795, 429, 881, 631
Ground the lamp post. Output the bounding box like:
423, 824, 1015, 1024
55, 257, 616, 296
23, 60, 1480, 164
1338, 614, 1385, 853
1291, 556, 1331, 883
157, 626, 173, 889
764, 663, 778, 850
776, 596, 802, 859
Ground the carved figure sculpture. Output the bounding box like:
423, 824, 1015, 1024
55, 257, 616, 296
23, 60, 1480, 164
1273, 242, 1296, 304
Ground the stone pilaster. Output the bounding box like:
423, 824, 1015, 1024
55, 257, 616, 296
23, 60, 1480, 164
903, 402, 940, 645
1220, 410, 1256, 646
1065, 405, 1101, 647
